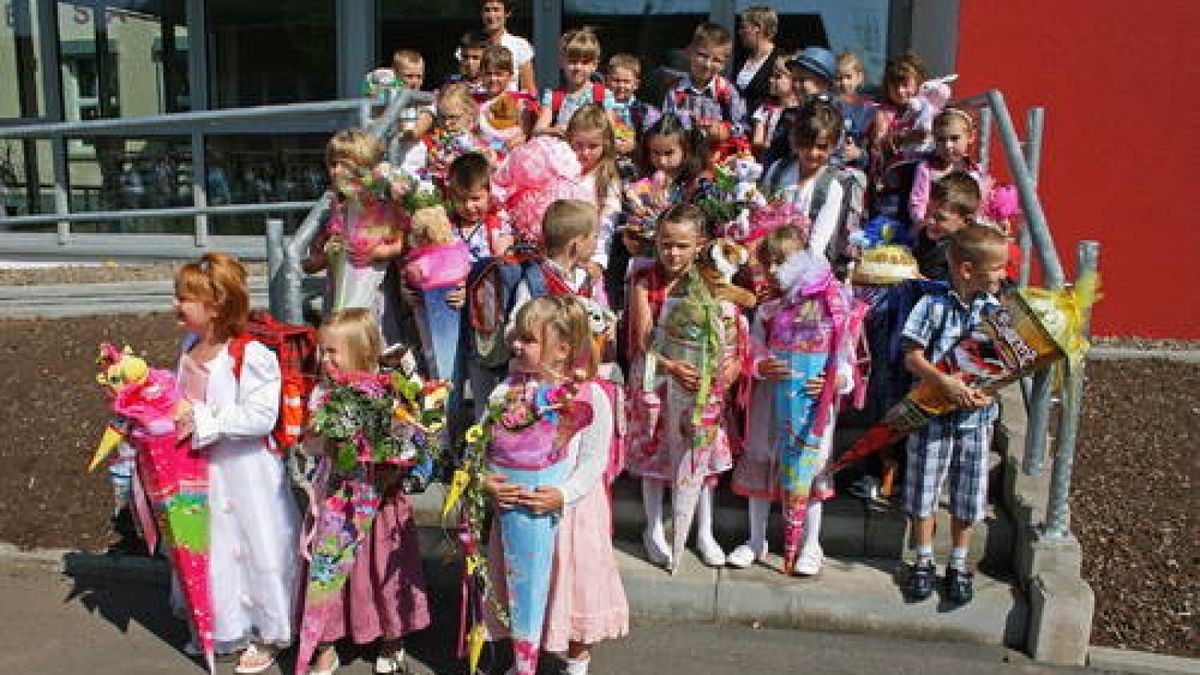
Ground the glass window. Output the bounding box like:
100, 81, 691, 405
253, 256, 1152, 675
733, 1, 891, 86
380, 0, 533, 90
63, 135, 192, 233
0, 0, 47, 120
563, 0, 710, 106
0, 139, 55, 226
205, 133, 329, 235
207, 0, 336, 108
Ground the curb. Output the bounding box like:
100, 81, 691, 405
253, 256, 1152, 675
1087, 646, 1200, 675
1088, 347, 1200, 364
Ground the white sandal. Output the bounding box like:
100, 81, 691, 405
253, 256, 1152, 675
727, 541, 768, 569
234, 644, 279, 675
309, 646, 340, 675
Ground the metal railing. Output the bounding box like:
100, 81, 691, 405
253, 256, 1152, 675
956, 90, 1099, 540
0, 98, 379, 253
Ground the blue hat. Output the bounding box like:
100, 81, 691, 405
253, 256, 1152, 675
789, 46, 836, 85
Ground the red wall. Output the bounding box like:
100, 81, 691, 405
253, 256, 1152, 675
955, 1, 1200, 338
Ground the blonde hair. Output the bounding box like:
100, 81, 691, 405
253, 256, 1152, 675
691, 21, 733, 49
837, 51, 864, 75
542, 199, 597, 255
437, 83, 478, 119
174, 252, 249, 342
560, 26, 601, 63
391, 49, 424, 73
948, 224, 1008, 267
757, 225, 805, 267
511, 296, 597, 381
607, 53, 641, 79
320, 308, 383, 373
480, 44, 514, 73
934, 106, 976, 133
566, 103, 619, 206
325, 128, 384, 170
739, 6, 778, 39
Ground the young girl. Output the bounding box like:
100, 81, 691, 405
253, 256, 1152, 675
751, 59, 801, 161
535, 27, 616, 136
566, 103, 622, 268
172, 253, 299, 674
833, 51, 875, 172
481, 296, 627, 675
407, 83, 491, 184
300, 309, 431, 675
908, 107, 991, 228
728, 227, 856, 576
319, 130, 406, 316
624, 204, 747, 571
869, 51, 927, 169
763, 99, 848, 262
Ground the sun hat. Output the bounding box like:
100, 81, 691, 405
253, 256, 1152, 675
788, 46, 836, 85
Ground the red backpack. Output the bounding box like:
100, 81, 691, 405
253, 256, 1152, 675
551, 82, 608, 122
229, 310, 319, 454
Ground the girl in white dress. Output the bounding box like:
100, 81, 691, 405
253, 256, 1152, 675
173, 252, 300, 674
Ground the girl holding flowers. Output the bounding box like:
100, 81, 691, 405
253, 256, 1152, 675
298, 309, 431, 675
471, 296, 627, 675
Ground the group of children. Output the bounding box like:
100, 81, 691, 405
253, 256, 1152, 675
147, 5, 1022, 674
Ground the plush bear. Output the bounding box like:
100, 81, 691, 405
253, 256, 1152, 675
696, 238, 757, 309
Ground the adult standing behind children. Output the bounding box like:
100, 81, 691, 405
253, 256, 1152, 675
734, 6, 783, 116
478, 0, 536, 93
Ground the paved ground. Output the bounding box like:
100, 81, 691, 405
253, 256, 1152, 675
0, 559, 1103, 675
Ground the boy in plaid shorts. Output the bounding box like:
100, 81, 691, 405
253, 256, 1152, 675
901, 224, 1008, 605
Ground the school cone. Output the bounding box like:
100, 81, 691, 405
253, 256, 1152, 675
415, 286, 462, 380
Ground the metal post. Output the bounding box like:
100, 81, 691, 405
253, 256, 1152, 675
265, 218, 285, 319
283, 191, 334, 324
1043, 241, 1099, 539
191, 130, 208, 246
978, 108, 993, 173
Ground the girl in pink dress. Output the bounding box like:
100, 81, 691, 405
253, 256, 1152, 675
301, 309, 431, 675
480, 296, 627, 675
624, 204, 748, 571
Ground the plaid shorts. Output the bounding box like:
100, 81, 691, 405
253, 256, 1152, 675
903, 411, 993, 523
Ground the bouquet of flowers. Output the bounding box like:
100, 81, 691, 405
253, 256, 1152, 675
620, 171, 673, 253
698, 152, 766, 240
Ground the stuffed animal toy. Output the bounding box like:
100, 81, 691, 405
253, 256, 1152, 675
407, 204, 455, 248
903, 74, 958, 153
487, 94, 521, 131
696, 238, 757, 309
728, 153, 766, 206
402, 204, 469, 291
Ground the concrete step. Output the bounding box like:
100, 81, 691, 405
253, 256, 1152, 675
410, 473, 1016, 570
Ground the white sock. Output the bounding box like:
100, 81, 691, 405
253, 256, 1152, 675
949, 546, 969, 571
803, 500, 822, 551
915, 543, 934, 564
695, 486, 723, 554
564, 656, 590, 675
747, 497, 770, 553
642, 479, 668, 546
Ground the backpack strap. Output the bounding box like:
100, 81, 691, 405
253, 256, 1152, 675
228, 333, 252, 380
551, 89, 566, 120
808, 166, 835, 222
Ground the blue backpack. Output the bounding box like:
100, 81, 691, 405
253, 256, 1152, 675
463, 250, 548, 369
859, 278, 950, 420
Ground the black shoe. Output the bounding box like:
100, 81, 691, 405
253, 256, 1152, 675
945, 566, 975, 605
904, 559, 936, 601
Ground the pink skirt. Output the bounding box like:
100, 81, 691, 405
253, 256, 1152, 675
318, 488, 432, 644
485, 484, 629, 652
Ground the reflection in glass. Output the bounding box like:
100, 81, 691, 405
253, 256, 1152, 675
206, 134, 329, 235
0, 0, 47, 120
208, 0, 336, 108
0, 140, 57, 231
66, 136, 192, 233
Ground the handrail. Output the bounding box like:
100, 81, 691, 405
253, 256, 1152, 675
953, 89, 1097, 541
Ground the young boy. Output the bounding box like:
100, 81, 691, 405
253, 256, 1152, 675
509, 198, 607, 317
448, 30, 488, 94
607, 53, 658, 178
391, 49, 435, 149
446, 151, 514, 263
662, 22, 748, 159
476, 45, 537, 154
534, 27, 615, 136
911, 171, 982, 281
901, 224, 1009, 605
833, 50, 875, 171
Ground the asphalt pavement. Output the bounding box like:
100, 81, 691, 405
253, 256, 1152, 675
0, 558, 1104, 675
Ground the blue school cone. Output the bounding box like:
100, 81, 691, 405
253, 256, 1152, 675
773, 348, 828, 575
415, 286, 462, 380
490, 461, 572, 675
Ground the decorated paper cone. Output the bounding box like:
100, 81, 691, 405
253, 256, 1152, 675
294, 479, 380, 675
489, 461, 572, 675
130, 420, 215, 673
661, 337, 710, 573
772, 349, 829, 574
416, 286, 462, 380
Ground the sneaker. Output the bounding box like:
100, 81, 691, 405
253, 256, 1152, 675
793, 544, 824, 576
945, 566, 975, 605
904, 559, 936, 601
374, 648, 405, 674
